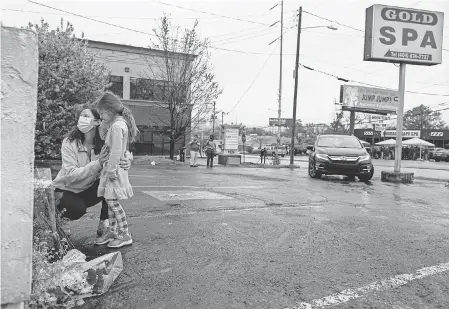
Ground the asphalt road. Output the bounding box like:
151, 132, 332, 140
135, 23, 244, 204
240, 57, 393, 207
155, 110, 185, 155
71, 163, 449, 309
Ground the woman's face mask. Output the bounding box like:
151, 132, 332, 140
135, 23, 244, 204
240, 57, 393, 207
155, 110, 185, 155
77, 116, 95, 133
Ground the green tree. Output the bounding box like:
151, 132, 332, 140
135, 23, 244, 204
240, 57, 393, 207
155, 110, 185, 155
403, 104, 447, 130
29, 19, 110, 160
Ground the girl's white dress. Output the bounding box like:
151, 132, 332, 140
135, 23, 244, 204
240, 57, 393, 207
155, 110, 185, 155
97, 117, 133, 200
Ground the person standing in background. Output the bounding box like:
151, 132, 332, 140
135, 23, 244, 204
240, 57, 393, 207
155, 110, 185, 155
205, 134, 217, 168
189, 134, 200, 167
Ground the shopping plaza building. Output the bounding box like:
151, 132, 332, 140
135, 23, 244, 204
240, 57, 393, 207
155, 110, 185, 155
86, 40, 194, 155
354, 128, 449, 148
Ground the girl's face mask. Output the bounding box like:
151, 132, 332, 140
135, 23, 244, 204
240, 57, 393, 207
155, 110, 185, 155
77, 116, 95, 133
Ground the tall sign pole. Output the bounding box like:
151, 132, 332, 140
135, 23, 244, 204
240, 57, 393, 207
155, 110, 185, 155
394, 63, 406, 172
290, 6, 302, 165
363, 5, 443, 182
277, 0, 284, 145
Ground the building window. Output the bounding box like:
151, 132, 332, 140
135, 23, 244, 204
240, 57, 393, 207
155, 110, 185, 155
130, 77, 155, 100
130, 77, 187, 102
108, 75, 123, 98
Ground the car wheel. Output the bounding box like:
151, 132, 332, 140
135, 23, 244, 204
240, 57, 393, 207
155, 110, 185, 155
358, 167, 374, 182
308, 160, 321, 179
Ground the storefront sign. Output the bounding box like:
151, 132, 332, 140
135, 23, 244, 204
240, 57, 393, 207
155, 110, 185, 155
224, 128, 239, 150
364, 131, 374, 136
382, 130, 420, 138
370, 115, 390, 122
430, 132, 443, 137
340, 85, 399, 113
269, 118, 293, 127
374, 123, 389, 131
364, 5, 444, 65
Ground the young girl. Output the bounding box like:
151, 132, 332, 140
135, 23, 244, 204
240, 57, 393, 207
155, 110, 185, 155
94, 92, 138, 248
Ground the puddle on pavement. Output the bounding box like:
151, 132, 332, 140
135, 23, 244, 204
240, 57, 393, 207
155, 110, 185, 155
265, 202, 283, 207
165, 203, 183, 208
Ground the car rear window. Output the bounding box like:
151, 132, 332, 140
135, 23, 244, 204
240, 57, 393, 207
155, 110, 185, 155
317, 136, 363, 148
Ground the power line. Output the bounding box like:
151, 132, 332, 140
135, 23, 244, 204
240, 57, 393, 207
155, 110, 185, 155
212, 28, 279, 45
152, 0, 277, 26
2, 7, 278, 20
26, 1, 289, 56
302, 10, 364, 32
299, 63, 449, 97
227, 43, 280, 114
0, 8, 171, 19
208, 25, 266, 39
26, 0, 449, 93
28, 0, 157, 37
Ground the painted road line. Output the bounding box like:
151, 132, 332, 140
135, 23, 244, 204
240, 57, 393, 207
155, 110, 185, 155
288, 262, 449, 309
133, 185, 263, 189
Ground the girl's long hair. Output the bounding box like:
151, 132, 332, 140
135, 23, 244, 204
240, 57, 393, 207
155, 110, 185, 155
66, 108, 103, 155
94, 91, 139, 142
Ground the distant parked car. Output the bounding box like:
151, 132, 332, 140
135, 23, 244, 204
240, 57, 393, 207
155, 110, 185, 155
429, 148, 443, 160
433, 149, 449, 162
294, 145, 307, 155
252, 148, 263, 155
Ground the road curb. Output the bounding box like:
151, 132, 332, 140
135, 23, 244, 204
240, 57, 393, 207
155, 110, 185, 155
413, 176, 449, 183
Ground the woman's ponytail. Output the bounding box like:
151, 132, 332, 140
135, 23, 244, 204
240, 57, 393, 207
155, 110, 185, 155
121, 106, 139, 142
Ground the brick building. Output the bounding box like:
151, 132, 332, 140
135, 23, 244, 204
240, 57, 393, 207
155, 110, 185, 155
86, 40, 194, 155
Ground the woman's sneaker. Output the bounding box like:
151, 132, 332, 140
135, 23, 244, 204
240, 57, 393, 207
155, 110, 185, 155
95, 229, 117, 245
107, 232, 133, 248
97, 219, 109, 237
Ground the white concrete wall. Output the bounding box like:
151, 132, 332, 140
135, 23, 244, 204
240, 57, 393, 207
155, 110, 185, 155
1, 26, 38, 306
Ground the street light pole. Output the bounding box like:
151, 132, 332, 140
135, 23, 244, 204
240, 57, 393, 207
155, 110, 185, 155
290, 6, 302, 165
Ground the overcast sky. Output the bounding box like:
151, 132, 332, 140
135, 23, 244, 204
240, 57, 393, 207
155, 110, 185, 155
2, 0, 448, 128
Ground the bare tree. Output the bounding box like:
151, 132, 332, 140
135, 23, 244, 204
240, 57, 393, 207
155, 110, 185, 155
255, 136, 265, 148
142, 15, 222, 159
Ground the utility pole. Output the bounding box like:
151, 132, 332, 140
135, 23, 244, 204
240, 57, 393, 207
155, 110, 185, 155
270, 0, 283, 145
290, 6, 302, 165
349, 109, 356, 135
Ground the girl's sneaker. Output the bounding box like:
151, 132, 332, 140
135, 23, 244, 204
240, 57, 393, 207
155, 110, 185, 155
95, 229, 117, 245
107, 233, 133, 248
